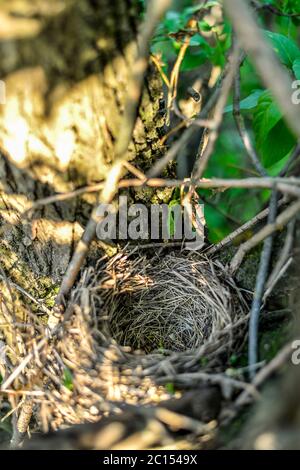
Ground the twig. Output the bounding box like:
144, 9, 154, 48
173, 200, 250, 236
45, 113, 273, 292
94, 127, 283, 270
127, 241, 183, 250
229, 198, 300, 274
248, 190, 278, 380
252, 0, 300, 17
0, 338, 48, 391
191, 46, 241, 181
55, 0, 171, 307
122, 161, 147, 182
0, 263, 16, 321
21, 177, 300, 215
147, 82, 222, 178
264, 257, 293, 302
0, 276, 52, 316
264, 219, 295, 300
205, 198, 285, 256
1, 390, 45, 396
166, 35, 192, 124
159, 117, 213, 146
150, 54, 170, 88
235, 341, 294, 407
233, 69, 267, 177
10, 398, 33, 448
280, 144, 300, 176
157, 372, 258, 398
23, 182, 104, 216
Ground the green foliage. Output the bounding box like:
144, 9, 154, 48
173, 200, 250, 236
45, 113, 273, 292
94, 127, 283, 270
278, 0, 300, 15
63, 368, 74, 391
259, 322, 289, 362
224, 30, 300, 170
253, 91, 296, 167
165, 382, 175, 394
199, 356, 209, 366
224, 89, 264, 113
248, 32, 300, 167
167, 195, 181, 238
199, 127, 270, 242
293, 58, 300, 79
152, 0, 229, 71
266, 31, 300, 67
153, 1, 300, 242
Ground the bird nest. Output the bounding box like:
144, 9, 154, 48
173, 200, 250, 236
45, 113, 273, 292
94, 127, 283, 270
103, 253, 242, 353
2, 249, 249, 432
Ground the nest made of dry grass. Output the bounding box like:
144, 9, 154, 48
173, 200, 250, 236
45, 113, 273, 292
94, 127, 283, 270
1, 249, 249, 431
103, 253, 242, 353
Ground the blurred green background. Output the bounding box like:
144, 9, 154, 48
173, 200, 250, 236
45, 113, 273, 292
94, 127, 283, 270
150, 0, 300, 242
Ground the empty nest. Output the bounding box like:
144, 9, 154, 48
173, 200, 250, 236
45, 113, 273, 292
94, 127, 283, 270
102, 253, 243, 353
2, 249, 248, 430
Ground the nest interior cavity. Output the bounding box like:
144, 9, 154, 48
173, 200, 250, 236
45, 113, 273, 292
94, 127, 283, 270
99, 252, 243, 354
5, 249, 248, 430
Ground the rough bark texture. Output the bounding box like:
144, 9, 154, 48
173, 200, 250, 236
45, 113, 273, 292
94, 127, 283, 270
0, 0, 167, 354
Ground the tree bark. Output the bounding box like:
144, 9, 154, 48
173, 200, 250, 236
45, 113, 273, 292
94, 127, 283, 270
0, 0, 166, 358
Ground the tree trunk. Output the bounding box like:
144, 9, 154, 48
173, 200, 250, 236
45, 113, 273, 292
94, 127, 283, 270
0, 4, 169, 444
0, 0, 167, 352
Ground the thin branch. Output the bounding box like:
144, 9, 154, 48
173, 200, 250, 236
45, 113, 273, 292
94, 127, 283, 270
191, 46, 241, 181
264, 219, 295, 300
1, 338, 48, 391
166, 35, 192, 125
22, 177, 300, 219
205, 198, 285, 256
252, 0, 300, 17
280, 144, 300, 177
0, 276, 52, 316
235, 341, 294, 407
150, 54, 170, 88
229, 198, 300, 274
233, 69, 267, 177
147, 81, 222, 178
55, 0, 171, 307
22, 177, 300, 216
248, 190, 278, 380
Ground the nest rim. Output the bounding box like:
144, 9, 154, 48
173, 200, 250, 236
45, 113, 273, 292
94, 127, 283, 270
86, 249, 248, 361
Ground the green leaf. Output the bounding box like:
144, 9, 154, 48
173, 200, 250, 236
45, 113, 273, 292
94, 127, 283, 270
183, 1, 220, 17
63, 368, 74, 391
281, 0, 300, 14
224, 89, 264, 113
189, 33, 208, 46
267, 151, 292, 177
253, 91, 296, 166
293, 58, 300, 79
165, 382, 175, 394
266, 31, 300, 68
163, 11, 183, 33
253, 91, 282, 149
258, 119, 296, 167
167, 200, 181, 237
181, 50, 208, 71
198, 20, 212, 32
